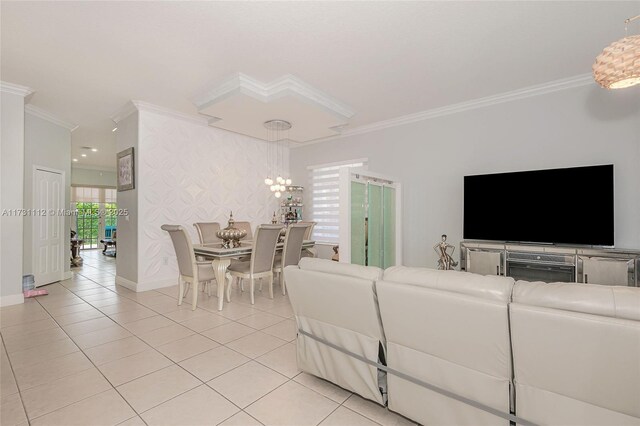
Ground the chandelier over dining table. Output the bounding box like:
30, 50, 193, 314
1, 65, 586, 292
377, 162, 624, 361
263, 119, 292, 198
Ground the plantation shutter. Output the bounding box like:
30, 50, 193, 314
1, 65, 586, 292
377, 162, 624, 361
308, 159, 367, 243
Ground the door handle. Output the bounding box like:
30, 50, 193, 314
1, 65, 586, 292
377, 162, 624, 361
585, 274, 588, 284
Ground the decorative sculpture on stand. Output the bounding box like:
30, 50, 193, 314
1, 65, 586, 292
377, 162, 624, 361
216, 211, 247, 248
434, 234, 458, 270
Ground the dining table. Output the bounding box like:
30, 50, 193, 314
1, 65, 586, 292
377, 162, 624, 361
193, 239, 316, 311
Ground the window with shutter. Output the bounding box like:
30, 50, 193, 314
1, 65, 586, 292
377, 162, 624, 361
307, 159, 367, 243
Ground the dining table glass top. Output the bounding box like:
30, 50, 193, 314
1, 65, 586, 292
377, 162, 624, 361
193, 240, 316, 258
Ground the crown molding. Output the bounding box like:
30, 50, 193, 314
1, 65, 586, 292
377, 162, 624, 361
111, 100, 209, 126
133, 101, 209, 126
25, 104, 78, 131
0, 81, 34, 97
193, 72, 356, 120
293, 73, 594, 148
110, 101, 138, 124
72, 165, 116, 173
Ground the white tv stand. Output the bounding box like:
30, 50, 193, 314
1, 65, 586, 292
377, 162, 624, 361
460, 240, 639, 286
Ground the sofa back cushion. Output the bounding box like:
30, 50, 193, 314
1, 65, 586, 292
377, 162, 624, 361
511, 281, 640, 425
377, 267, 515, 425
299, 257, 383, 281
383, 266, 513, 302
512, 280, 640, 320
284, 259, 385, 404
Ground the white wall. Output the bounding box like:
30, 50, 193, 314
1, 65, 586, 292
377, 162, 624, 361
291, 84, 640, 268
117, 109, 285, 291
115, 112, 139, 285
1, 90, 27, 306
23, 113, 72, 276
71, 167, 116, 187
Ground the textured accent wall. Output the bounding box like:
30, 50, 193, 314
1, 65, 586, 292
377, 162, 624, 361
137, 110, 286, 288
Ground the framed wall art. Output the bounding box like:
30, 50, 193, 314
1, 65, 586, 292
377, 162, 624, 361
117, 147, 135, 191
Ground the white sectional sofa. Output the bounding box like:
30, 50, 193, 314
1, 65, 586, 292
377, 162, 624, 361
511, 281, 640, 426
284, 260, 386, 405
379, 267, 514, 425
284, 258, 640, 426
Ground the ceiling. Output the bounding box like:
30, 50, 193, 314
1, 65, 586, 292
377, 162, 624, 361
1, 1, 637, 169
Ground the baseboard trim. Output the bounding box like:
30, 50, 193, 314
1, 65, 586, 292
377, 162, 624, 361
115, 275, 176, 292
137, 278, 176, 292
0, 293, 25, 307
115, 275, 137, 292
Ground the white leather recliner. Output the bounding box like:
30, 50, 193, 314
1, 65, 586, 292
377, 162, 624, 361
377, 267, 515, 425
511, 281, 640, 426
284, 258, 386, 404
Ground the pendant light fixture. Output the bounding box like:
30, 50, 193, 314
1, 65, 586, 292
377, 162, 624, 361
593, 15, 640, 89
263, 119, 292, 198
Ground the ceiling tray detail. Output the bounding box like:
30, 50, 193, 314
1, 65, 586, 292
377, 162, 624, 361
192, 73, 355, 143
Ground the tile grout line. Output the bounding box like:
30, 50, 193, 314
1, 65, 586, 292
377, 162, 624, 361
7, 285, 278, 423
32, 296, 146, 425
79, 261, 324, 424
0, 332, 31, 426
65, 258, 289, 423
9, 250, 368, 425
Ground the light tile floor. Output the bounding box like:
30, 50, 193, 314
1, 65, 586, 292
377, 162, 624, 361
1, 250, 416, 426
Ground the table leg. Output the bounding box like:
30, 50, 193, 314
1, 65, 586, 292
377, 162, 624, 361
212, 258, 230, 311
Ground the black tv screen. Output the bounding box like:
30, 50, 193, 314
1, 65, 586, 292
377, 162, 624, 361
463, 165, 614, 246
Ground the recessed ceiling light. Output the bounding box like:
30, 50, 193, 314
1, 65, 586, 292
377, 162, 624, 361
81, 154, 87, 157
112, 127, 118, 132
91, 148, 98, 152
72, 158, 78, 162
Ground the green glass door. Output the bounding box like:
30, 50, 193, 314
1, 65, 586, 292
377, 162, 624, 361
350, 179, 397, 267
382, 186, 396, 268
350, 181, 366, 265
367, 184, 383, 268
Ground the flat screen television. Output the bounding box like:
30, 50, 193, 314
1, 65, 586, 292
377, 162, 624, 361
463, 165, 614, 246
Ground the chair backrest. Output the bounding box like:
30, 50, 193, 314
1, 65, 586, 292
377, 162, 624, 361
299, 221, 316, 240
281, 224, 308, 269
250, 224, 282, 274
193, 222, 221, 244
234, 221, 253, 240
510, 281, 640, 425
161, 225, 195, 278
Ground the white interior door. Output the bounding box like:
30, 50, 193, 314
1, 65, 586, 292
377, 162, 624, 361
34, 168, 64, 286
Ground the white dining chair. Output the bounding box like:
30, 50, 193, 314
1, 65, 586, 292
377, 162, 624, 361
273, 223, 308, 295
299, 221, 317, 258
161, 224, 217, 310
226, 224, 282, 305
193, 222, 222, 294
233, 221, 253, 240
193, 222, 221, 244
